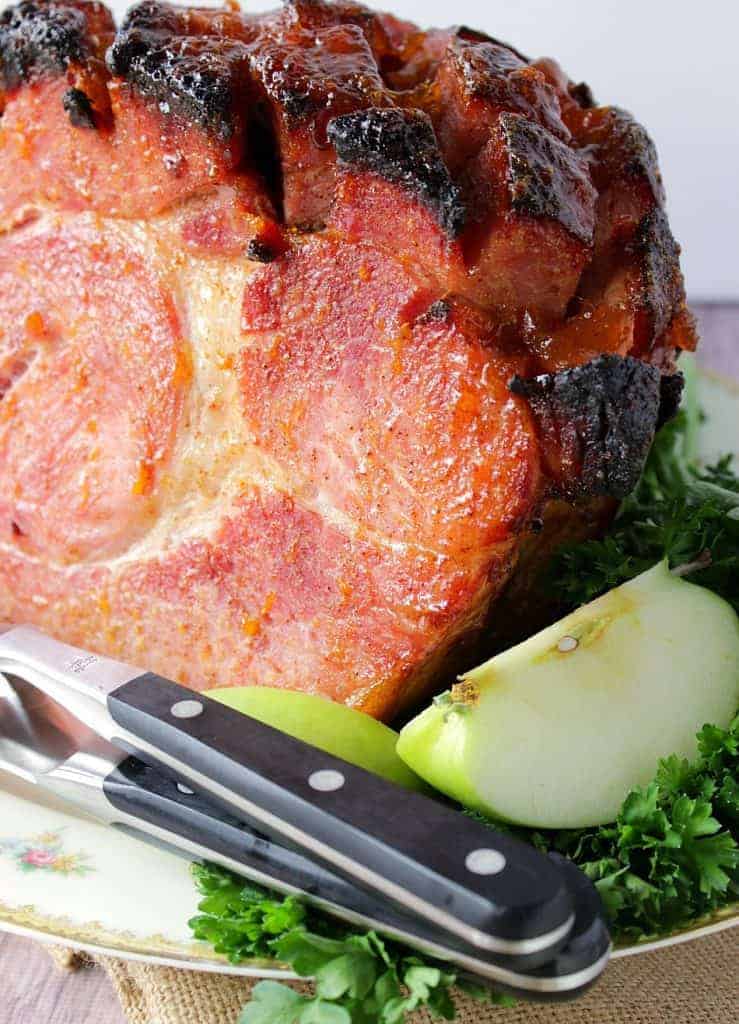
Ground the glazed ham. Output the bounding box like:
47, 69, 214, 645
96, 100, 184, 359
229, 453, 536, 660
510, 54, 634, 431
0, 0, 695, 719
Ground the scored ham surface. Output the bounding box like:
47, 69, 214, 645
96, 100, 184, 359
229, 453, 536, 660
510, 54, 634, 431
0, 0, 696, 719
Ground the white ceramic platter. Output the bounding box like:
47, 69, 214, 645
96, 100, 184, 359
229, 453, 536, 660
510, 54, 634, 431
0, 365, 736, 975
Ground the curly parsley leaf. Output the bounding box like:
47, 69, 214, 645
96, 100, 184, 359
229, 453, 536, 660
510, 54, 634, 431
191, 864, 489, 1023
189, 866, 309, 963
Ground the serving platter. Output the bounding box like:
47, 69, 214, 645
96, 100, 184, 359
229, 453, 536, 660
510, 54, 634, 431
0, 365, 736, 976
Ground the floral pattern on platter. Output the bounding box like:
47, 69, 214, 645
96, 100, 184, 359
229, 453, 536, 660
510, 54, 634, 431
0, 830, 93, 876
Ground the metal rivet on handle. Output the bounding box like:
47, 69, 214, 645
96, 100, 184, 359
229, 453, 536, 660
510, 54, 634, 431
465, 848, 507, 876
308, 769, 345, 793
170, 699, 204, 719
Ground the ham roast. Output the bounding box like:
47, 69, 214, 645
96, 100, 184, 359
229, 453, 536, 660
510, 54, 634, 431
0, 0, 696, 719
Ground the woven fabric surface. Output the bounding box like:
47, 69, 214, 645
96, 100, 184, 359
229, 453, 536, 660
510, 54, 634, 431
81, 928, 738, 1024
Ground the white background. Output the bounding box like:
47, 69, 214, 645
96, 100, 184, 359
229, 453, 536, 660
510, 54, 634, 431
33, 1, 739, 298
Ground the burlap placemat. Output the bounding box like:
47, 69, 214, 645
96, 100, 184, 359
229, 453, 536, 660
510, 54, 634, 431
50, 928, 738, 1024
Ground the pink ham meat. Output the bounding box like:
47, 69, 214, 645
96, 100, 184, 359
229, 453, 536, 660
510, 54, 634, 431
0, 0, 695, 719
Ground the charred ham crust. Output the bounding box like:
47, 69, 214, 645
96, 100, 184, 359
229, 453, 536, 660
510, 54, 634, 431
431, 33, 571, 157
586, 106, 665, 204
612, 108, 664, 202
107, 3, 250, 141
443, 34, 571, 143
245, 3, 397, 228
452, 25, 531, 64
510, 355, 684, 499
0, 1, 114, 122
328, 107, 466, 237
569, 80, 595, 109
247, 21, 387, 128
246, 238, 277, 263
108, 37, 247, 142
1, 0, 691, 359
656, 370, 685, 429
555, 102, 689, 355
632, 205, 685, 339
417, 298, 453, 324
500, 112, 596, 244
109, 0, 180, 37
450, 34, 527, 95
0, 1, 89, 91
62, 84, 95, 127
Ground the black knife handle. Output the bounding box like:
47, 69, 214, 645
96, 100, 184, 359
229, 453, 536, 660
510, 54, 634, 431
103, 755, 395, 909
541, 853, 611, 985
107, 673, 572, 953
102, 755, 581, 975
487, 854, 611, 1001
102, 756, 612, 989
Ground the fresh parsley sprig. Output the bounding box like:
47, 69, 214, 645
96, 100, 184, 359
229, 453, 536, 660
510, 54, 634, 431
189, 868, 308, 963
189, 866, 513, 1023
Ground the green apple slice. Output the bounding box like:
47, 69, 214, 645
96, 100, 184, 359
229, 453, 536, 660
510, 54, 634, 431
397, 562, 739, 827
206, 686, 426, 792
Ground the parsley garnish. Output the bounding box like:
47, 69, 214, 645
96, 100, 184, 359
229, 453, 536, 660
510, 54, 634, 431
189, 865, 513, 1022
